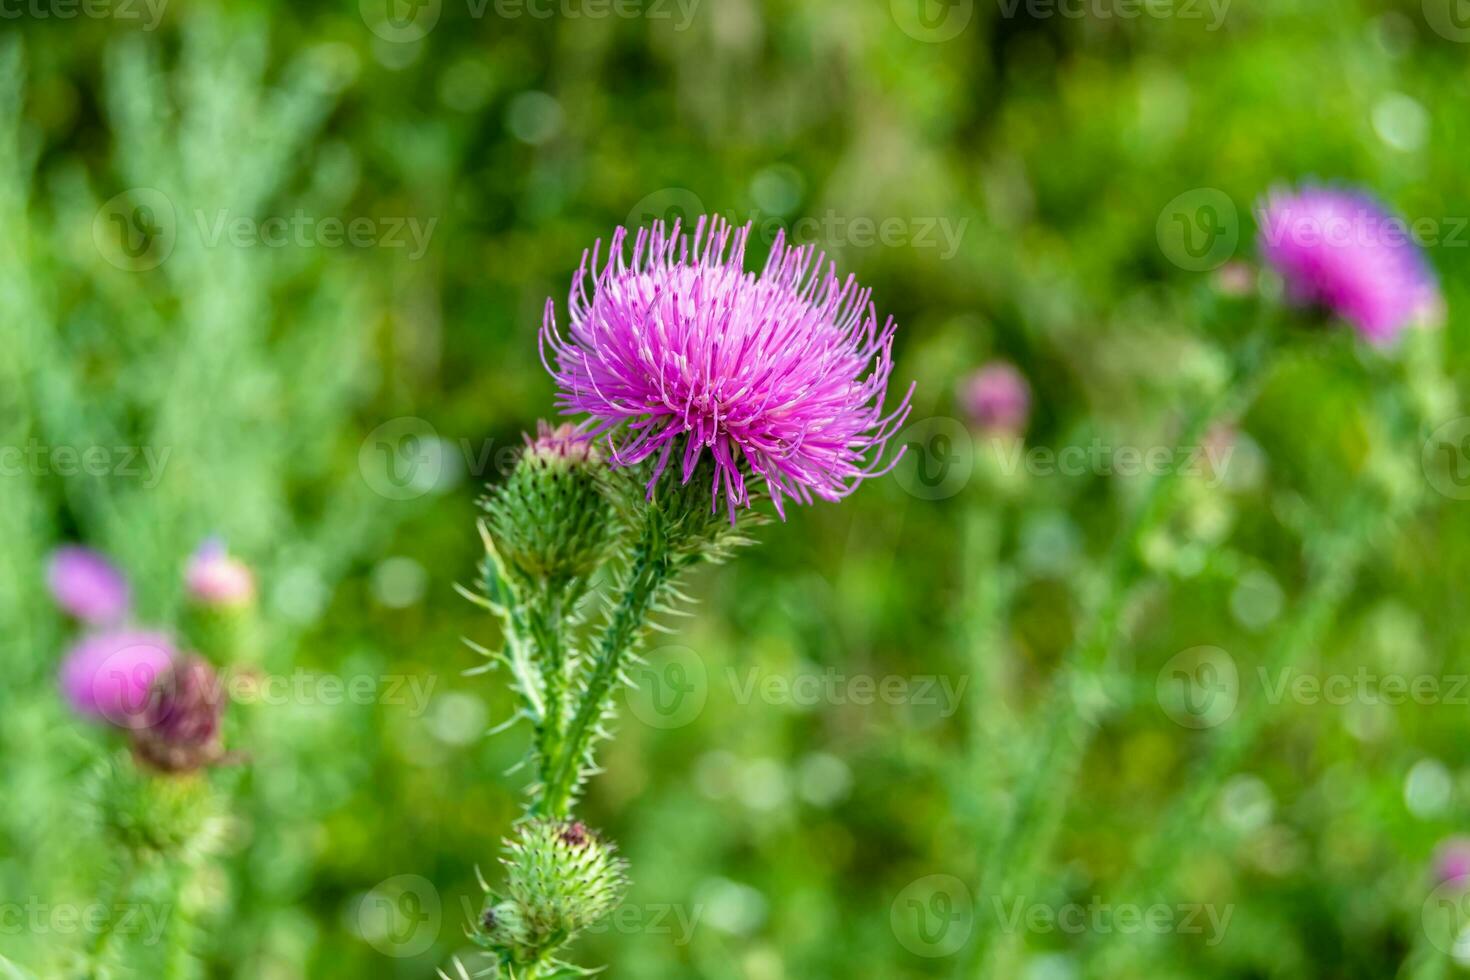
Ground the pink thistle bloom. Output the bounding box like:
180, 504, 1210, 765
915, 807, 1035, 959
47, 546, 130, 625
59, 629, 178, 727
186, 538, 256, 609
540, 216, 914, 519
957, 362, 1031, 435
1256, 185, 1441, 345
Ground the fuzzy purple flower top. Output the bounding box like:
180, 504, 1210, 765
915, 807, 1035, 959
60, 628, 177, 726
48, 546, 130, 625
1256, 185, 1441, 345
540, 216, 914, 519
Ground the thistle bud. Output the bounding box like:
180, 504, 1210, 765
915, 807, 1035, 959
491, 820, 628, 956
183, 539, 259, 662
185, 538, 256, 609
481, 422, 614, 586
131, 655, 229, 774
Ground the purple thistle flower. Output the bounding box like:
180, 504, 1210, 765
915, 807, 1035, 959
1256, 184, 1441, 345
958, 362, 1031, 435
540, 216, 914, 520
59, 629, 177, 727
47, 546, 130, 625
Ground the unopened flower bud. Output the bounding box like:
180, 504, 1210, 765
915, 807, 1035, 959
501, 819, 628, 951
186, 538, 256, 609
481, 422, 614, 585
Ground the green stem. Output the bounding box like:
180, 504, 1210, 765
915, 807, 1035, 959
540, 523, 671, 819
83, 854, 137, 978
526, 580, 577, 786
962, 334, 1273, 978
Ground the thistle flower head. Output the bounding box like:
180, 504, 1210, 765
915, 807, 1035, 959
481, 420, 615, 585
60, 629, 177, 727
131, 655, 228, 774
541, 216, 914, 521
47, 546, 130, 625
492, 819, 628, 953
1256, 184, 1441, 345
958, 362, 1031, 434
185, 538, 256, 609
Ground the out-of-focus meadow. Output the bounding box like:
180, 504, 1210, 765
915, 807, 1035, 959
3, 0, 1470, 977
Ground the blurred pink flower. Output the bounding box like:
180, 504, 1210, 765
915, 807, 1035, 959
60, 629, 177, 727
1256, 184, 1440, 345
958, 362, 1031, 435
47, 546, 130, 625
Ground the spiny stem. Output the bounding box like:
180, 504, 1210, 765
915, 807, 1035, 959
540, 520, 670, 819
526, 579, 577, 788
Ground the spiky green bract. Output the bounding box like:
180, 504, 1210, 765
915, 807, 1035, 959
481, 423, 616, 590
540, 458, 762, 817
472, 821, 628, 972
91, 752, 224, 860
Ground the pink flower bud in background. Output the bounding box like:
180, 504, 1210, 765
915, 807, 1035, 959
958, 362, 1031, 435
60, 629, 177, 726
186, 538, 256, 608
1433, 837, 1470, 887
1213, 261, 1256, 298
47, 546, 130, 625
